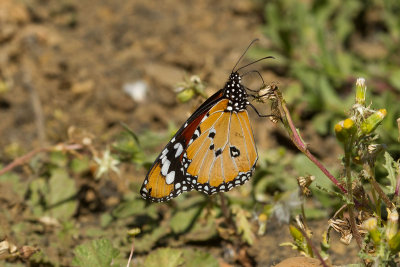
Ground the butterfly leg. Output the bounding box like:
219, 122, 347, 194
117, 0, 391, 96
240, 70, 265, 90
248, 103, 282, 121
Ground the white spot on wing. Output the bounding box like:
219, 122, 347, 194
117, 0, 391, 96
174, 143, 183, 158
166, 171, 175, 184
175, 183, 181, 189
161, 160, 170, 176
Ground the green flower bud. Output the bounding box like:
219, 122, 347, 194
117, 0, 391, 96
177, 88, 195, 103
289, 225, 303, 242
360, 109, 387, 135
355, 78, 367, 106
127, 227, 141, 237
386, 209, 398, 240
362, 217, 381, 245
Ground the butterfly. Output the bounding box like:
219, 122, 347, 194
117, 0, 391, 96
140, 40, 274, 202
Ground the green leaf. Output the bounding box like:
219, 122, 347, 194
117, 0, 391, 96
72, 239, 119, 267
182, 250, 219, 267
169, 206, 201, 233
142, 248, 219, 267
184, 214, 218, 242
27, 177, 48, 216
0, 171, 28, 201
232, 205, 255, 245
120, 122, 141, 145
135, 226, 169, 253
383, 152, 399, 194
112, 199, 157, 219
46, 168, 78, 220
49, 151, 68, 167
71, 156, 90, 174
143, 248, 184, 267
389, 67, 400, 91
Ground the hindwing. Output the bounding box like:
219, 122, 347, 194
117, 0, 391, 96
140, 90, 224, 202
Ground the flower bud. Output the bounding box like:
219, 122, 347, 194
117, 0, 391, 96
127, 227, 141, 237
360, 109, 386, 135
177, 88, 195, 103
386, 209, 398, 240
362, 217, 381, 245
355, 78, 367, 106
334, 118, 356, 142
289, 224, 303, 242
258, 213, 268, 236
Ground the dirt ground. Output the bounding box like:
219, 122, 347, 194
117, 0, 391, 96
0, 0, 358, 265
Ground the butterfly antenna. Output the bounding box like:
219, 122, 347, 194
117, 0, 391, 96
232, 38, 259, 73
236, 56, 275, 72
240, 70, 265, 85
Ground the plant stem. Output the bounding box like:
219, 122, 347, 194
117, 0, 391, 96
296, 225, 329, 267
393, 165, 400, 205
0, 144, 84, 176
365, 162, 394, 209
219, 193, 233, 226
0, 147, 46, 176
273, 88, 347, 194
344, 142, 363, 249
370, 178, 394, 209
126, 237, 135, 267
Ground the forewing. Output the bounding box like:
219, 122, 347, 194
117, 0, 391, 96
183, 102, 257, 195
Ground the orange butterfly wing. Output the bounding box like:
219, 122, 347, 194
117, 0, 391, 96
183, 99, 257, 195
140, 90, 224, 202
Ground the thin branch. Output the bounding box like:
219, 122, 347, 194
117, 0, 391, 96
296, 225, 329, 267
0, 147, 47, 176
22, 70, 47, 146
272, 88, 347, 194
0, 144, 83, 176
126, 237, 135, 267
219, 193, 233, 225
366, 163, 394, 209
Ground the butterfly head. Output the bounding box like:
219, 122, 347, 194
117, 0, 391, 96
223, 71, 249, 112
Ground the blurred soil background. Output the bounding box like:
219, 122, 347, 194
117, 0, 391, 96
1, 0, 400, 266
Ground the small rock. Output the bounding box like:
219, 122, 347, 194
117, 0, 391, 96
123, 80, 148, 102
71, 80, 94, 94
